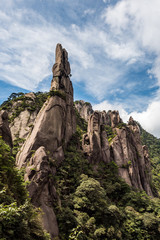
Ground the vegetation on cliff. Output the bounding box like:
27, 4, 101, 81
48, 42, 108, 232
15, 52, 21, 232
0, 92, 49, 122
1, 93, 160, 240
52, 113, 160, 240
0, 137, 51, 240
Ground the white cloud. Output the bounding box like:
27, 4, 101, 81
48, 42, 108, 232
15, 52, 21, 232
93, 99, 160, 138
0, 4, 129, 99
103, 0, 160, 86
0, 7, 97, 91
131, 101, 160, 138
93, 100, 129, 122
0, 0, 160, 137
83, 9, 95, 16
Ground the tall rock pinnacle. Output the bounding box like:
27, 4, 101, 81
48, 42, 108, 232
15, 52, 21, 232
16, 44, 76, 239
51, 43, 72, 96
52, 43, 71, 78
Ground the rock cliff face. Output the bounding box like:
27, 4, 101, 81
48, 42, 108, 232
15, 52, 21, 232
16, 43, 76, 239
82, 111, 110, 164
0, 110, 13, 147
83, 111, 153, 196
2, 43, 154, 238
74, 100, 93, 122
6, 92, 38, 141
10, 109, 37, 141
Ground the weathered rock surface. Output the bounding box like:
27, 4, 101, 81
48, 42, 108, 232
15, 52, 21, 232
105, 110, 123, 127
0, 110, 13, 147
10, 109, 37, 141
83, 111, 154, 196
24, 147, 59, 239
6, 92, 38, 141
52, 43, 71, 78
17, 44, 76, 168
82, 111, 110, 164
74, 100, 93, 122
16, 43, 76, 239
127, 117, 153, 196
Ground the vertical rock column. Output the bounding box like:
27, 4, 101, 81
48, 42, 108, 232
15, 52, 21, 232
82, 111, 110, 164
17, 43, 76, 167
16, 43, 76, 239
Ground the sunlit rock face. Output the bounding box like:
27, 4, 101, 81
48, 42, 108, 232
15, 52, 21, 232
16, 44, 76, 239
74, 100, 93, 122
83, 111, 154, 197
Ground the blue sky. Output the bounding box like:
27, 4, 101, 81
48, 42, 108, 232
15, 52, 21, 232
0, 0, 160, 137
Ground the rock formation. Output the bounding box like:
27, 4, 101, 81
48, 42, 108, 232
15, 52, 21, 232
16, 43, 76, 239
24, 147, 59, 238
108, 110, 123, 128
0, 43, 154, 238
75, 100, 93, 122
82, 111, 110, 164
17, 43, 76, 168
10, 109, 37, 141
0, 110, 13, 147
83, 110, 154, 196
9, 92, 37, 141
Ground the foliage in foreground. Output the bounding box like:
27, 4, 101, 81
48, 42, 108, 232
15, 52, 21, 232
0, 137, 50, 240
53, 115, 160, 240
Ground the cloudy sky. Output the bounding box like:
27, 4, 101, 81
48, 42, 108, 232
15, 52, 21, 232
0, 0, 160, 137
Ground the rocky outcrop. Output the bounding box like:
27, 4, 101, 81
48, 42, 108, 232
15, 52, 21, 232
17, 43, 76, 168
24, 147, 59, 239
16, 44, 76, 239
8, 92, 37, 141
10, 110, 37, 141
75, 100, 93, 122
83, 111, 154, 196
82, 111, 110, 164
126, 117, 153, 196
0, 110, 12, 147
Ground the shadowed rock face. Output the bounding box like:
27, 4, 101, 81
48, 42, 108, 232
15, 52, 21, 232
24, 147, 59, 238
0, 110, 13, 147
82, 111, 110, 164
83, 112, 154, 196
16, 43, 76, 239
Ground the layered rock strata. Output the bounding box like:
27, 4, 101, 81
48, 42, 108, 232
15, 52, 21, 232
16, 44, 76, 239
